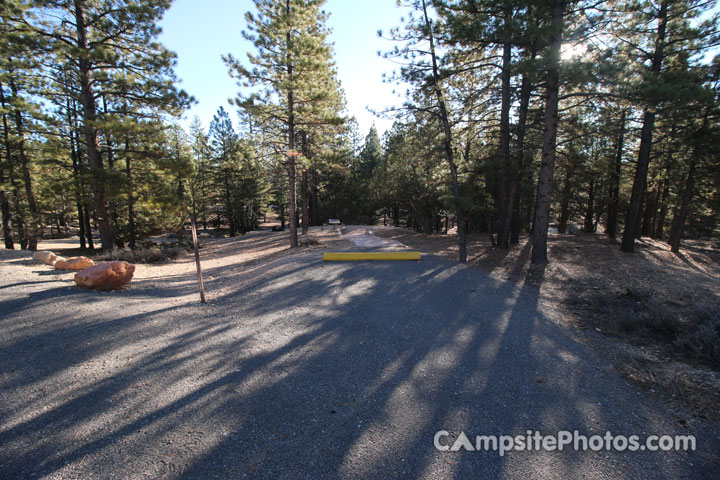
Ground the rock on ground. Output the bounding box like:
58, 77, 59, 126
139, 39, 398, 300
55, 256, 94, 271
32, 250, 58, 266
74, 261, 135, 290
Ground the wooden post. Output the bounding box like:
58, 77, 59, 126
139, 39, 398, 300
190, 213, 206, 303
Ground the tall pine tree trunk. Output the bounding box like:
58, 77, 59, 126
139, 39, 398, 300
300, 131, 309, 236
8, 75, 40, 250
67, 95, 91, 249
0, 84, 14, 249
74, 0, 114, 250
0, 151, 14, 249
68, 115, 86, 249
83, 202, 94, 249
422, 0, 466, 262
201, 164, 208, 230
668, 154, 697, 253
531, 0, 565, 264
125, 140, 136, 250
279, 202, 286, 230
641, 187, 657, 237
286, 1, 298, 248
511, 59, 535, 244
287, 153, 297, 246
667, 110, 709, 253
558, 166, 572, 234
497, 37, 513, 249
584, 178, 595, 233
301, 168, 309, 235
606, 110, 625, 239
1, 88, 27, 249
423, 214, 433, 235
66, 95, 85, 248
1, 193, 12, 249
310, 168, 319, 226
655, 176, 670, 239
78, 137, 94, 250
621, 1, 667, 252
634, 193, 645, 239
102, 95, 123, 248
224, 173, 236, 237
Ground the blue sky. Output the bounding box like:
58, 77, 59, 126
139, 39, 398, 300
159, 0, 410, 137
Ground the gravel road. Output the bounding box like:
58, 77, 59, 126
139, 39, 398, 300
1, 230, 718, 479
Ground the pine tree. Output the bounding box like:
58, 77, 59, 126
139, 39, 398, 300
52, 70, 95, 250
209, 107, 241, 237
382, 0, 468, 262
189, 116, 213, 230
31, 0, 191, 250
347, 125, 383, 225
667, 58, 720, 252
225, 0, 344, 248
530, 0, 566, 265
377, 116, 448, 235
618, 0, 719, 252
438, 0, 522, 249
357, 125, 383, 178
0, 0, 45, 250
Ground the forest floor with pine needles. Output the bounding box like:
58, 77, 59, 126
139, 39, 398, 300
373, 227, 720, 421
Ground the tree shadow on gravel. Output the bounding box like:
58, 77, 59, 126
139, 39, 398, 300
34, 269, 73, 276
0, 279, 62, 290
0, 252, 718, 479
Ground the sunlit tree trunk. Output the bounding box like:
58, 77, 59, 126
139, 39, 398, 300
0, 86, 27, 249
74, 0, 114, 249
531, 0, 565, 264
8, 74, 40, 250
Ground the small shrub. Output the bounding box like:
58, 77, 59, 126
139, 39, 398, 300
161, 246, 184, 259
137, 246, 168, 263
298, 237, 320, 246
94, 247, 131, 263
95, 245, 174, 264
642, 300, 682, 338
674, 310, 720, 368
614, 299, 680, 337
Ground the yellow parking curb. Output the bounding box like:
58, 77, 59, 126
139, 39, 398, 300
323, 252, 421, 261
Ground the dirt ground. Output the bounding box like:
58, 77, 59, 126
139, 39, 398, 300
372, 227, 720, 418
4, 226, 720, 478
16, 225, 720, 419
28, 225, 720, 419
2, 225, 720, 478
33, 226, 349, 296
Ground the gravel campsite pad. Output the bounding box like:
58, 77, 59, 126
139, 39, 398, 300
1, 229, 719, 479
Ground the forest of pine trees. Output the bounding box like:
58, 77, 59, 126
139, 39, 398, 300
1, 0, 719, 266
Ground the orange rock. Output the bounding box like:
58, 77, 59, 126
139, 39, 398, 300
55, 256, 95, 271
74, 261, 135, 291
32, 250, 58, 266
